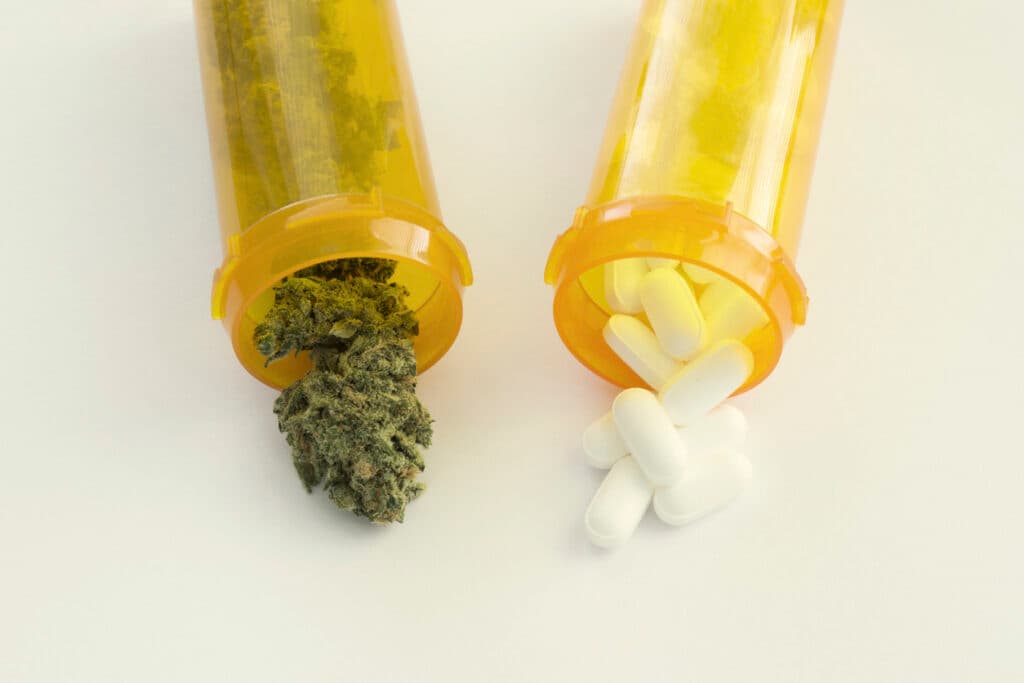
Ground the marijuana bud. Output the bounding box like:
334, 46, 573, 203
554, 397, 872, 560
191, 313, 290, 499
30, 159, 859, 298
254, 273, 417, 364
254, 260, 432, 523
295, 257, 397, 284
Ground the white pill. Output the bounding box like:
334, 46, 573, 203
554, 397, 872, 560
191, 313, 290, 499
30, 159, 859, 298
585, 456, 654, 548
677, 404, 748, 458
639, 268, 705, 360
659, 340, 754, 426
682, 262, 719, 284
583, 413, 628, 469
700, 280, 770, 344
653, 450, 752, 526
697, 278, 734, 312
612, 388, 687, 487
603, 315, 679, 389
582, 404, 746, 471
646, 257, 681, 270
604, 258, 649, 314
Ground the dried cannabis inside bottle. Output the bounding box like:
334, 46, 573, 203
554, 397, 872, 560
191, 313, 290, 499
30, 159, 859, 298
206, 0, 389, 229
254, 259, 433, 524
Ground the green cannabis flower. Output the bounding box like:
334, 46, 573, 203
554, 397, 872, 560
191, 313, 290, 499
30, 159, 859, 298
255, 260, 432, 524
254, 269, 417, 364
295, 258, 398, 284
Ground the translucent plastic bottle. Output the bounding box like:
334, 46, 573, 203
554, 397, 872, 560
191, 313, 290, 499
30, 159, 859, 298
545, 0, 843, 392
194, 0, 472, 388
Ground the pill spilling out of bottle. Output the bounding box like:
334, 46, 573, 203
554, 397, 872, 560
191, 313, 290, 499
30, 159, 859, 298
583, 260, 764, 548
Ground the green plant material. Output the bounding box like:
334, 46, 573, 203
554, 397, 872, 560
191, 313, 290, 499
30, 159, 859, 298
254, 260, 432, 524
206, 0, 389, 229
255, 268, 417, 364
295, 258, 397, 284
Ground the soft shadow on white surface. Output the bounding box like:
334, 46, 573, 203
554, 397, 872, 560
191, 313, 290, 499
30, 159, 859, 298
2, 1, 1023, 681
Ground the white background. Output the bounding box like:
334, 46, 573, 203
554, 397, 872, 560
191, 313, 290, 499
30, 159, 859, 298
2, 1, 1022, 681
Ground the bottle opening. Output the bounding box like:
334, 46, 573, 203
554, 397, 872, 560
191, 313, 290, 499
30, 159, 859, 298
546, 196, 805, 394
214, 195, 472, 389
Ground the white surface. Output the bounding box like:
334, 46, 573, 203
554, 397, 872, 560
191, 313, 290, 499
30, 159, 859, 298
2, 0, 1023, 680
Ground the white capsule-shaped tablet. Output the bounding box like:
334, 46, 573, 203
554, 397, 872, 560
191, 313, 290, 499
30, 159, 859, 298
659, 340, 754, 426
639, 268, 705, 360
583, 413, 628, 469
612, 388, 687, 487
604, 258, 649, 314
682, 262, 719, 285
653, 450, 752, 526
677, 404, 748, 458
603, 315, 679, 389
697, 277, 735, 312
585, 456, 654, 548
647, 257, 681, 270
700, 280, 770, 344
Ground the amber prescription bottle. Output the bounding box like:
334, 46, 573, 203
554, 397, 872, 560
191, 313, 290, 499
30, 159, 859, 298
194, 0, 472, 388
546, 0, 842, 393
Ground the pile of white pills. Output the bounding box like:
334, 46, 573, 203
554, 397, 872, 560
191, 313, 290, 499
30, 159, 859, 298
584, 257, 769, 548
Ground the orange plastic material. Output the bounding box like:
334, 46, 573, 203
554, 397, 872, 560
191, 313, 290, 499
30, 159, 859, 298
545, 0, 842, 393
194, 0, 472, 389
